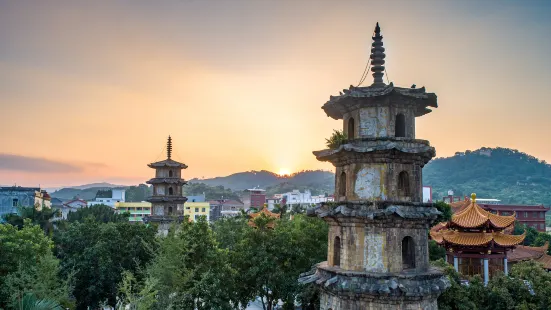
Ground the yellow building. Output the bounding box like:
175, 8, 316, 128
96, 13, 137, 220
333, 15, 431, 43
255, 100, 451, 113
184, 201, 210, 222
115, 202, 152, 222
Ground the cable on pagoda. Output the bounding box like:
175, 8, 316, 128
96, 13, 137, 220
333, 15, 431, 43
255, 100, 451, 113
384, 67, 390, 84
356, 28, 377, 86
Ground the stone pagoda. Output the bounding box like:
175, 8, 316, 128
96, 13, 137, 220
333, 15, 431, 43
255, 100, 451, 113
300, 23, 449, 310
430, 193, 525, 284
143, 136, 188, 228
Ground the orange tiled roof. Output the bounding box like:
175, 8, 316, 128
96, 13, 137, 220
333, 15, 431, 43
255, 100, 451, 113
248, 206, 280, 228
450, 194, 516, 229
449, 199, 471, 213
430, 230, 525, 247
508, 242, 551, 270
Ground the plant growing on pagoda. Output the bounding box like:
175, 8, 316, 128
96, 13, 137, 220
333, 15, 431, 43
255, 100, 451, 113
325, 130, 347, 149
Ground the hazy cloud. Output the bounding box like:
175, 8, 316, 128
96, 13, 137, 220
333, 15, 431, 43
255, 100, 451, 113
0, 154, 102, 173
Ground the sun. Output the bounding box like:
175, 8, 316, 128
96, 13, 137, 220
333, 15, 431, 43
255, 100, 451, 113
278, 168, 291, 176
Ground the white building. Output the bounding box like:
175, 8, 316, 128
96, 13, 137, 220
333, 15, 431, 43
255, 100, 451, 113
88, 188, 126, 208
54, 199, 87, 220
280, 190, 334, 207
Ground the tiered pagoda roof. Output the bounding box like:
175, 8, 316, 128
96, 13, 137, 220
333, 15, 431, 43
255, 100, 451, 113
430, 193, 525, 248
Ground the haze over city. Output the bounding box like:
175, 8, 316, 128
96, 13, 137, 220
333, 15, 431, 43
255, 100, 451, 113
1, 0, 551, 187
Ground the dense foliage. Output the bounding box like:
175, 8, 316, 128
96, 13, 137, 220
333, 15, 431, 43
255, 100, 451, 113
54, 219, 157, 309
424, 147, 551, 205
65, 204, 129, 223
434, 259, 551, 310
0, 221, 72, 309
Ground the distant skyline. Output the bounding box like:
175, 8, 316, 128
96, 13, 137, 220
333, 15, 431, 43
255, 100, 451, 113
1, 1, 551, 187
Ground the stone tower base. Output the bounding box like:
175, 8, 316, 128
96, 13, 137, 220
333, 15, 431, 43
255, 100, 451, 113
320, 292, 437, 310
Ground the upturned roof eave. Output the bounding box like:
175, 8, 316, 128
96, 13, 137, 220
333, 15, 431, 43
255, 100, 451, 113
321, 87, 437, 120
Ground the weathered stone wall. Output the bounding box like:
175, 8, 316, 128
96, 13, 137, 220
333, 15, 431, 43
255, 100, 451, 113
327, 221, 430, 273
155, 168, 182, 178
336, 161, 423, 202
320, 291, 438, 310
343, 105, 416, 140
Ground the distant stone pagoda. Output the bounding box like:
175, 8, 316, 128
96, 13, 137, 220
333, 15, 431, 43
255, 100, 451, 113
143, 136, 188, 226
300, 23, 449, 310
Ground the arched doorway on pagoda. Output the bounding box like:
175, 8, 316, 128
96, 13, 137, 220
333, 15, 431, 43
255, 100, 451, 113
402, 236, 416, 270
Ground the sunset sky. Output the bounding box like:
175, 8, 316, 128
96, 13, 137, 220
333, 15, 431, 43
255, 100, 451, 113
1, 1, 551, 187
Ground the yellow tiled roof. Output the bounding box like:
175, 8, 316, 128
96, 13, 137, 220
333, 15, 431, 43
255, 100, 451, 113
451, 195, 516, 229
430, 229, 526, 247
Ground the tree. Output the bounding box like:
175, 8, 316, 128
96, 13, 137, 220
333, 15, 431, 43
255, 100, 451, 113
433, 201, 452, 223
54, 220, 156, 309
146, 217, 237, 310
16, 293, 63, 310
428, 240, 446, 261
116, 271, 158, 310
65, 204, 129, 223
0, 221, 72, 309
3, 206, 60, 236
216, 214, 328, 310
325, 130, 347, 149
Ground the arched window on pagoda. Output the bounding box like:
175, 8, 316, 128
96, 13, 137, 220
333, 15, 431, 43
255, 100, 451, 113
398, 171, 410, 197
169, 170, 173, 177
333, 236, 341, 267
168, 206, 173, 215
339, 172, 346, 198
395, 113, 406, 137
348, 117, 355, 139
168, 187, 174, 195
402, 236, 415, 270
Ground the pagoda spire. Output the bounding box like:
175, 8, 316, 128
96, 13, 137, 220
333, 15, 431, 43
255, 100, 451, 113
370, 22, 386, 87
167, 136, 172, 160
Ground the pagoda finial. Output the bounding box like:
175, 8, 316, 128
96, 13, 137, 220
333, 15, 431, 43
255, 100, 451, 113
471, 193, 476, 203
167, 136, 172, 160
370, 22, 386, 87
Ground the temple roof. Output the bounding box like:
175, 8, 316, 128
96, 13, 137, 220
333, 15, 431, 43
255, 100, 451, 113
321, 23, 437, 120
430, 230, 526, 247
313, 138, 435, 164
146, 178, 187, 185
450, 194, 516, 229
148, 159, 187, 169
322, 83, 438, 120
508, 242, 551, 270
248, 206, 280, 228
148, 136, 188, 169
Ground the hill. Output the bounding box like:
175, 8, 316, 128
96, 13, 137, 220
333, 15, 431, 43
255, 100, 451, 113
50, 187, 114, 200
423, 147, 551, 205
191, 170, 334, 195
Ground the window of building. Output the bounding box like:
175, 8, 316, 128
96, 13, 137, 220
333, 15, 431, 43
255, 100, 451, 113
195, 208, 199, 212
12, 198, 18, 207
195, 215, 199, 220
168, 206, 173, 215
169, 170, 173, 177
540, 223, 544, 230
186, 207, 190, 210
333, 236, 341, 267
402, 236, 416, 270
339, 172, 346, 197
541, 212, 545, 218
202, 208, 206, 212
395, 113, 406, 137
398, 171, 410, 197
348, 117, 355, 139
168, 187, 174, 195
137, 207, 142, 211
524, 212, 528, 218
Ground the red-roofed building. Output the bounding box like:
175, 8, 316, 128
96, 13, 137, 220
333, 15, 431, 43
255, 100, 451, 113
480, 204, 549, 232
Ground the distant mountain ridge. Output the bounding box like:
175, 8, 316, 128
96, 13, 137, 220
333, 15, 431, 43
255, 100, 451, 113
189, 170, 335, 195
48, 147, 551, 205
